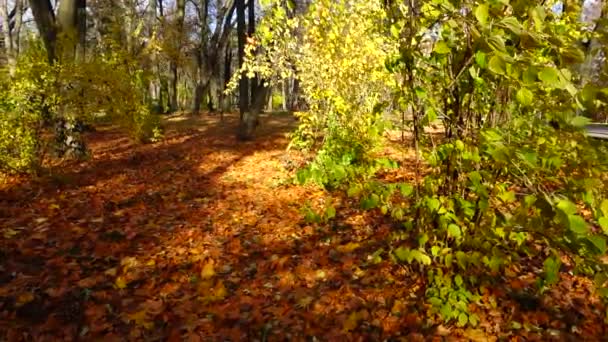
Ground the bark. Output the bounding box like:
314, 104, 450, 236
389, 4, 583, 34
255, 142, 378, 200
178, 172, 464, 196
237, 82, 268, 140
169, 0, 186, 112
236, 0, 248, 117
76, 0, 86, 60
29, 0, 57, 63
222, 41, 232, 112
13, 0, 23, 56
192, 0, 209, 114
0, 0, 13, 69
248, 0, 256, 100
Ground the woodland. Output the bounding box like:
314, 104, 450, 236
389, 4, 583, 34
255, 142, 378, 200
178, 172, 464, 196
1, 0, 608, 340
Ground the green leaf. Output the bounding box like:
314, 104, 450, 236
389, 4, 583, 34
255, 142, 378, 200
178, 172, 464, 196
475, 51, 486, 68
394, 247, 411, 263
487, 36, 506, 53
499, 17, 522, 35
428, 297, 442, 307
538, 67, 559, 87
455, 274, 464, 287
601, 200, 608, 217
570, 115, 591, 128
468, 313, 479, 327
543, 256, 560, 285
399, 183, 414, 197
475, 4, 489, 25
434, 41, 451, 54
296, 168, 310, 184
411, 250, 432, 265
516, 88, 533, 106
522, 67, 537, 84
325, 205, 336, 220
361, 194, 380, 210
557, 199, 577, 215
347, 185, 360, 197
457, 312, 468, 327
498, 190, 516, 203
456, 251, 467, 269
599, 217, 608, 234
568, 214, 589, 235
588, 235, 607, 254
447, 224, 462, 239
531, 6, 546, 31
488, 55, 506, 75
390, 24, 400, 39
426, 197, 441, 212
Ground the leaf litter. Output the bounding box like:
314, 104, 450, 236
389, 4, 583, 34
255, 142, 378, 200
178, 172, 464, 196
0, 114, 606, 340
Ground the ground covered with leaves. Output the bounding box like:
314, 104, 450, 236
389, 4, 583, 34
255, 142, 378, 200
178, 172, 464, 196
1, 114, 606, 341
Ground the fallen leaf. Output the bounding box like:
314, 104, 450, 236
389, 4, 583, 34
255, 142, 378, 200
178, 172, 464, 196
105, 268, 117, 276
2, 228, 20, 239
126, 310, 153, 329
201, 260, 215, 279
337, 242, 361, 253
343, 311, 364, 332
78, 276, 98, 288
16, 292, 34, 306
115, 276, 128, 289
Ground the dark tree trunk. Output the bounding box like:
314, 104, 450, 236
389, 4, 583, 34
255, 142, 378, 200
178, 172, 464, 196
237, 82, 269, 140
29, 0, 57, 63
236, 0, 248, 118
169, 0, 185, 112
248, 0, 257, 100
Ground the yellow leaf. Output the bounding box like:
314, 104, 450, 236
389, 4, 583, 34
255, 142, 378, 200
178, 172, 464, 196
115, 276, 128, 289
337, 242, 360, 253
105, 267, 117, 276
343, 311, 362, 332
16, 292, 34, 306
49, 204, 60, 210
213, 281, 227, 300
121, 256, 138, 270
201, 260, 215, 280
127, 310, 154, 329
3, 228, 20, 239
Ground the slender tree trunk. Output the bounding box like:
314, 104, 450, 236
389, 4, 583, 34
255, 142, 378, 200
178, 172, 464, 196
236, 0, 248, 119
248, 0, 256, 100
222, 43, 232, 114
192, 0, 209, 114
0, 0, 13, 71
169, 0, 186, 112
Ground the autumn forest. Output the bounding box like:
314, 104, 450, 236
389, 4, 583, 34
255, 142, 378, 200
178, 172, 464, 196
2, 0, 608, 340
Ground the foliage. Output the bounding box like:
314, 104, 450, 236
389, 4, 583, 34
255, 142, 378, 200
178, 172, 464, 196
230, 0, 397, 185
365, 0, 608, 325
0, 39, 162, 172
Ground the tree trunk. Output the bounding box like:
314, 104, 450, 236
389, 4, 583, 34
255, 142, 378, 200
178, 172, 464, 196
236, 0, 248, 118
248, 0, 257, 100
237, 83, 268, 140
222, 43, 232, 113
13, 0, 24, 54
29, 0, 57, 63
169, 0, 186, 112
0, 0, 13, 71
192, 0, 209, 114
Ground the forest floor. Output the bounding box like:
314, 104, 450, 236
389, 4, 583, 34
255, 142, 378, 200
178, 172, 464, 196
0, 113, 607, 341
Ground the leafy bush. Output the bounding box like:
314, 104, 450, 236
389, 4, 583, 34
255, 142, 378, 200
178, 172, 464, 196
232, 0, 397, 183
0, 40, 162, 172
